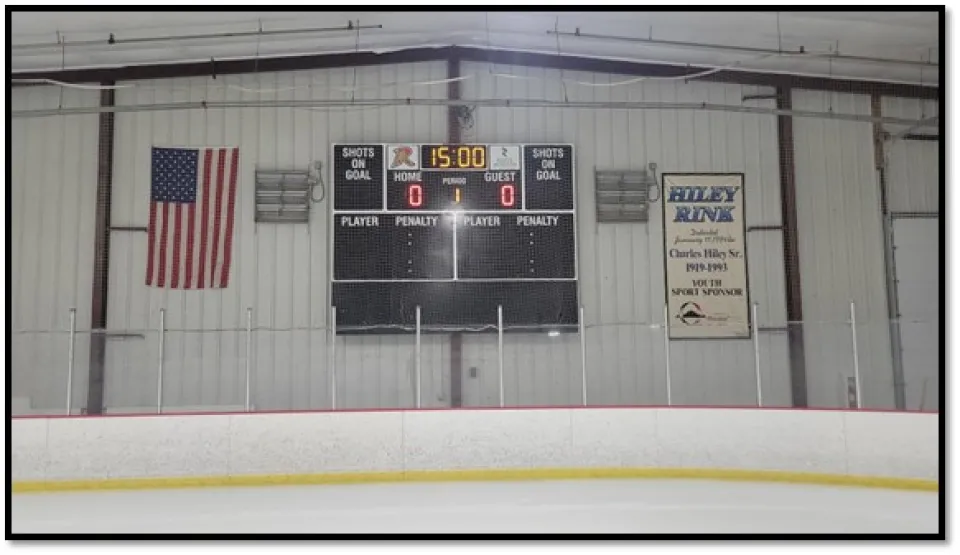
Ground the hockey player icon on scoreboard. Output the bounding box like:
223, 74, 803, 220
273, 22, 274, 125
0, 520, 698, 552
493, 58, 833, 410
390, 145, 418, 169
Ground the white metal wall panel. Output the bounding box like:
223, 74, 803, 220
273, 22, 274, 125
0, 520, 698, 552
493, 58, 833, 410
459, 63, 791, 407
891, 217, 939, 410
882, 97, 939, 213
10, 86, 100, 413
26, 62, 919, 412
882, 97, 939, 411
108, 63, 448, 411
792, 90, 894, 409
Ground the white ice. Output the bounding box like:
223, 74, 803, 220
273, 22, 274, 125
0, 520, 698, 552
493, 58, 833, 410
12, 479, 939, 534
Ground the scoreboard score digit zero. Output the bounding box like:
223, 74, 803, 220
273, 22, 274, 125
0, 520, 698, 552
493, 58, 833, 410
332, 143, 578, 332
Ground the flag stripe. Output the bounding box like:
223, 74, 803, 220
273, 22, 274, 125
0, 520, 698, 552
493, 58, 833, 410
146, 201, 158, 285
157, 202, 169, 288
184, 203, 196, 289
210, 149, 226, 286
197, 149, 213, 289
219, 148, 239, 288
196, 152, 208, 289
214, 149, 232, 286
210, 148, 221, 288
171, 203, 183, 288
205, 151, 220, 288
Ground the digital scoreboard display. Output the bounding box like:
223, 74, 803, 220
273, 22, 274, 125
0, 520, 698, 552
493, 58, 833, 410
332, 143, 577, 332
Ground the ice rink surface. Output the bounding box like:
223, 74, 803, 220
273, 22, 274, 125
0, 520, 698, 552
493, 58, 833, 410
12, 479, 939, 534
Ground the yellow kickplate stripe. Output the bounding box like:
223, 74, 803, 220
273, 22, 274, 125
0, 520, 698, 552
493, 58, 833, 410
12, 467, 938, 494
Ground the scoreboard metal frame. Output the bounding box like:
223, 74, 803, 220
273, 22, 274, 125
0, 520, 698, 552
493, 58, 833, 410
329, 143, 579, 332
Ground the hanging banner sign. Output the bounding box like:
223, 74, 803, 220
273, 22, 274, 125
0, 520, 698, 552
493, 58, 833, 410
662, 173, 750, 339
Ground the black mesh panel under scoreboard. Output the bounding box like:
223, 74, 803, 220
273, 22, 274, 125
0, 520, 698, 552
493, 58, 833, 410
331, 144, 577, 333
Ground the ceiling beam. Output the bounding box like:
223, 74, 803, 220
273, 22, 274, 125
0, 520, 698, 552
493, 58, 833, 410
10, 45, 938, 100
454, 48, 938, 100
10, 46, 447, 85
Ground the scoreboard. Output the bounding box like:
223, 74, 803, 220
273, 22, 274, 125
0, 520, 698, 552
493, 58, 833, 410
331, 143, 578, 332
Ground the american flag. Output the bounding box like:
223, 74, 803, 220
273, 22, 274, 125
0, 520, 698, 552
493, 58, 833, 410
147, 146, 239, 289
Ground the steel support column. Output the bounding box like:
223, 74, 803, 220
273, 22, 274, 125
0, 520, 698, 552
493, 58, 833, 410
872, 94, 907, 410
85, 83, 116, 415
776, 87, 808, 408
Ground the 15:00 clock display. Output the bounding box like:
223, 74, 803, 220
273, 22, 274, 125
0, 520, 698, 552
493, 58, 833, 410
420, 145, 487, 169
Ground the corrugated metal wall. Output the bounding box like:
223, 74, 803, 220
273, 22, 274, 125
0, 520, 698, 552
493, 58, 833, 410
10, 86, 100, 413
891, 218, 939, 410
458, 62, 791, 407
15, 62, 933, 413
882, 97, 939, 213
792, 90, 894, 409
99, 61, 794, 411
882, 96, 939, 410
108, 62, 448, 411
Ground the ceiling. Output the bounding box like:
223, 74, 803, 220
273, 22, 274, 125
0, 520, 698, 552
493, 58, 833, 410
10, 11, 940, 86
